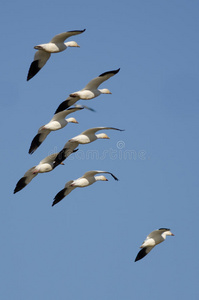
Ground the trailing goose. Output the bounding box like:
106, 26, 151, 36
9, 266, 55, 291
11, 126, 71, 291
135, 228, 174, 262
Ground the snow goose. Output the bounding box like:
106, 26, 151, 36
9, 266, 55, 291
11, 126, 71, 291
55, 68, 120, 113
29, 107, 83, 154
13, 153, 67, 193
27, 29, 86, 81
53, 126, 124, 168
52, 170, 118, 206
134, 228, 174, 262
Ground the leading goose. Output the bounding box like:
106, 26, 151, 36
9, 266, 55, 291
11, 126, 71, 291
27, 29, 86, 81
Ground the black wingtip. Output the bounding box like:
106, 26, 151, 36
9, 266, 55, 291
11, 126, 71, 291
54, 100, 70, 114
27, 60, 40, 81
28, 133, 42, 155
109, 173, 119, 181
52, 188, 67, 206
53, 149, 66, 169
14, 177, 26, 194
134, 248, 148, 262
99, 68, 120, 77
68, 29, 86, 33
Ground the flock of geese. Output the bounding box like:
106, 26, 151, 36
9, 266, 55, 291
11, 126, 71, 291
14, 29, 174, 262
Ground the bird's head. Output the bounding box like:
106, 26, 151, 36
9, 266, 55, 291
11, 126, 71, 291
34, 45, 43, 50
66, 117, 78, 124
96, 133, 110, 139
99, 88, 112, 94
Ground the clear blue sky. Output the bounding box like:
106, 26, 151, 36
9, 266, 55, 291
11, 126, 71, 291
1, 0, 199, 299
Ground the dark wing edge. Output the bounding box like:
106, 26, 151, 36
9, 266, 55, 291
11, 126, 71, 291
99, 68, 120, 77
52, 188, 67, 206
134, 248, 148, 262
29, 133, 42, 154
27, 60, 41, 81
54, 100, 71, 114
53, 148, 78, 169
67, 29, 86, 34
14, 177, 27, 194
108, 172, 119, 181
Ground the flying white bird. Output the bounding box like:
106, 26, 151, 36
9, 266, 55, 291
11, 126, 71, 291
52, 126, 124, 168
27, 29, 86, 81
28, 107, 83, 154
55, 68, 120, 113
135, 228, 174, 262
52, 170, 119, 206
13, 152, 75, 193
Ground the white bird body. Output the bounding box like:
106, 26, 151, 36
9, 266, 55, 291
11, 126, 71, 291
34, 41, 79, 53
69, 132, 109, 144
135, 228, 174, 262
27, 29, 85, 81
55, 69, 120, 113
43, 117, 77, 131
52, 170, 118, 206
70, 88, 110, 100
52, 127, 124, 168
29, 107, 82, 154
14, 153, 64, 193
70, 173, 108, 188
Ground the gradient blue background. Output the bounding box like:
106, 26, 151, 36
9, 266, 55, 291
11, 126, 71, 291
1, 0, 199, 299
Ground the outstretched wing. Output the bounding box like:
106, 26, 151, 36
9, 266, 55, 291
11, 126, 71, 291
82, 68, 120, 90
81, 126, 124, 135
53, 143, 78, 169
50, 29, 86, 43
29, 129, 50, 154
39, 153, 59, 165
51, 107, 83, 121
27, 50, 51, 81
82, 170, 119, 181
54, 96, 80, 114
14, 166, 38, 194
147, 230, 162, 239
134, 246, 154, 262
52, 181, 75, 206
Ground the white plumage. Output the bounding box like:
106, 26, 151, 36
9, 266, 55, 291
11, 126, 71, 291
14, 153, 65, 193
135, 228, 174, 262
27, 29, 86, 81
52, 170, 119, 206
55, 69, 120, 113
29, 107, 83, 154
52, 126, 124, 168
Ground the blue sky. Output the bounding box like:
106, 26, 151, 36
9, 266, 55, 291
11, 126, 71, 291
1, 0, 199, 299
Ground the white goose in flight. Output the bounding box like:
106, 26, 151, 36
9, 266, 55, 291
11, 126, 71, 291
13, 153, 70, 193
52, 170, 119, 206
135, 228, 174, 262
27, 29, 86, 81
29, 107, 83, 154
52, 126, 124, 168
55, 68, 120, 113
